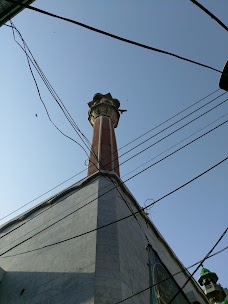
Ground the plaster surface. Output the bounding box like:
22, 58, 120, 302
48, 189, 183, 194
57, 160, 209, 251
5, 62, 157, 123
0, 173, 207, 303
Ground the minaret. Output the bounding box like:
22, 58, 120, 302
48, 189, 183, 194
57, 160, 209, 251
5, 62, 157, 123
198, 266, 226, 303
87, 93, 120, 176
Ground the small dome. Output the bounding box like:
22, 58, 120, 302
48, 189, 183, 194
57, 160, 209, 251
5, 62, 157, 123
200, 266, 210, 275
222, 301, 228, 304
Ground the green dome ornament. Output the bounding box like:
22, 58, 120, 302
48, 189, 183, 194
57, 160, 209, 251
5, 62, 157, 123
200, 265, 210, 276
222, 301, 228, 304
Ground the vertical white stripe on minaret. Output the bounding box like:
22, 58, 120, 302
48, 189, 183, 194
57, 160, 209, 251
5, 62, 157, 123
109, 117, 114, 171
98, 116, 103, 171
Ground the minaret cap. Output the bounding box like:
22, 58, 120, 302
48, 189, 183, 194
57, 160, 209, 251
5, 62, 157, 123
88, 93, 120, 128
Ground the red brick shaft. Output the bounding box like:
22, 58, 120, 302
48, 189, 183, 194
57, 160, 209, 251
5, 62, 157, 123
88, 115, 120, 176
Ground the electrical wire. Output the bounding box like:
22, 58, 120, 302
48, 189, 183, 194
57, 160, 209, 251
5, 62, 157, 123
7, 22, 97, 160
115, 245, 228, 303
122, 111, 228, 179
7, 22, 123, 180
167, 227, 228, 303
118, 89, 220, 152
0, 88, 221, 221
5, 22, 90, 158
119, 92, 227, 162
0, 168, 85, 221
190, 0, 228, 32
5, 0, 222, 73
123, 120, 228, 183
1, 155, 227, 258
119, 96, 228, 167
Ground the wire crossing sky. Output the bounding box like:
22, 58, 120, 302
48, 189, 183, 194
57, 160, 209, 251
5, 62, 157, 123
0, 0, 227, 285
190, 0, 228, 32
6, 0, 223, 73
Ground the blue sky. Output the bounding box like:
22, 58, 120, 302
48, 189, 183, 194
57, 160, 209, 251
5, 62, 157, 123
0, 0, 227, 287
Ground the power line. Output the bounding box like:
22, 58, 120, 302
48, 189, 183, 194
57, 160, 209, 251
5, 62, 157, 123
5, 22, 90, 158
7, 22, 124, 179
119, 92, 226, 160
118, 89, 220, 152
115, 245, 228, 303
0, 89, 222, 221
123, 120, 228, 183
119, 95, 228, 167
167, 227, 228, 303
119, 101, 228, 174
6, 0, 222, 73
0, 168, 85, 221
190, 0, 228, 32
1, 155, 227, 257
1, 114, 227, 250
122, 112, 228, 179
8, 22, 98, 161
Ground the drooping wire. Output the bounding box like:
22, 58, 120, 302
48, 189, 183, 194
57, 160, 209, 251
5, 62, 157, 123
6, 22, 90, 157
7, 22, 119, 176
5, 0, 222, 73
7, 22, 99, 161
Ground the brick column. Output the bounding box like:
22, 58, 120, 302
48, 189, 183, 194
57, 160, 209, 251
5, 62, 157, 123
87, 93, 120, 177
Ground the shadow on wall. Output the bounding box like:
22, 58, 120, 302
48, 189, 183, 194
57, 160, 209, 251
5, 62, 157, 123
0, 270, 94, 304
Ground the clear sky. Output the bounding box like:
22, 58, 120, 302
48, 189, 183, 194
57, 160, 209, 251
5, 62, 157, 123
0, 0, 227, 287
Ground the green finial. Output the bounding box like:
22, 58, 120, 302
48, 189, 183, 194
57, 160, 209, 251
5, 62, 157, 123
200, 265, 210, 275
